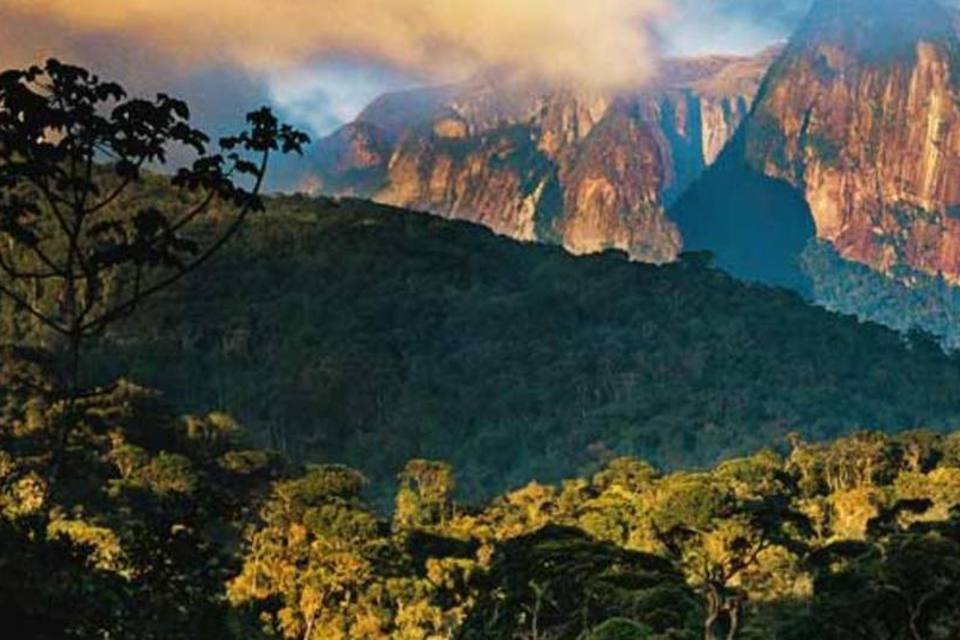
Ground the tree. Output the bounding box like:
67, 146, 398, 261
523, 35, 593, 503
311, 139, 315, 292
0, 374, 288, 639
0, 515, 126, 638
821, 432, 899, 493
228, 465, 460, 639
227, 466, 378, 638
0, 59, 308, 478
651, 458, 810, 640
799, 502, 960, 640
896, 430, 942, 474
459, 525, 697, 640
394, 459, 456, 531
586, 618, 655, 640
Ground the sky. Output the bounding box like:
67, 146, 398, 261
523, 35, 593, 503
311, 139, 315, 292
664, 0, 810, 55
0, 0, 817, 139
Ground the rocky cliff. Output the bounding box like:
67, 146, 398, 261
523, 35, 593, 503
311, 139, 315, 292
743, 0, 960, 282
314, 51, 777, 262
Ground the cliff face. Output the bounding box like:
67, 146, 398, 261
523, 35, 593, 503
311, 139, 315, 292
314, 51, 776, 262
376, 123, 562, 244
312, 122, 393, 196
555, 105, 675, 260
744, 0, 960, 282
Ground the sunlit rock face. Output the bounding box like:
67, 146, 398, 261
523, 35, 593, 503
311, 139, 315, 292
312, 122, 394, 196
744, 0, 960, 282
313, 50, 777, 262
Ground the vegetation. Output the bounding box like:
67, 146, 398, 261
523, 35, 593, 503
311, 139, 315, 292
0, 59, 307, 385
0, 58, 307, 494
78, 196, 960, 504
802, 239, 960, 350
7, 61, 960, 639
7, 371, 960, 638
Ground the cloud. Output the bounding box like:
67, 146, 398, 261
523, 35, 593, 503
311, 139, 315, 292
0, 0, 669, 90
1, 0, 853, 146
268, 64, 415, 136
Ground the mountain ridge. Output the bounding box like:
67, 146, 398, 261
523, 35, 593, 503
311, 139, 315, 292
310, 49, 779, 262
670, 0, 960, 344
309, 2, 960, 347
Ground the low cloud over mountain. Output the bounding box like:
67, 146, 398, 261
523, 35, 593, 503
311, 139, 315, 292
0, 0, 667, 89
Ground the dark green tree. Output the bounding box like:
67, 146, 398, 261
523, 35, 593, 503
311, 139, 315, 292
459, 525, 698, 640
797, 502, 960, 640
652, 457, 810, 640
0, 58, 308, 479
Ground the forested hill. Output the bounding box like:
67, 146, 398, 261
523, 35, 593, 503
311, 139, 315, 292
92, 196, 960, 502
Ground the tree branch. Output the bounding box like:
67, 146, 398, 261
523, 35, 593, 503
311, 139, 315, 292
80, 150, 269, 335
0, 280, 67, 335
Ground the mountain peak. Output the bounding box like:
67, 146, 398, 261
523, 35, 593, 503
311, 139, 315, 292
794, 0, 954, 58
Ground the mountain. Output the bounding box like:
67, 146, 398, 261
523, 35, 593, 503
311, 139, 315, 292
669, 130, 818, 293
311, 50, 779, 262
672, 0, 960, 341
85, 196, 960, 503
307, 1, 960, 349
745, 0, 960, 283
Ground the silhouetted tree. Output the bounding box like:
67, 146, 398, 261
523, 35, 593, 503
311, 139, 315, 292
802, 501, 960, 640
0, 59, 308, 478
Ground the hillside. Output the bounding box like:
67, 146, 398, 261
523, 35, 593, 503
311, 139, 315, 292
11, 373, 960, 638
87, 196, 960, 503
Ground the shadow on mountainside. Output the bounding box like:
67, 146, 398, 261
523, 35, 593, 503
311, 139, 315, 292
669, 131, 816, 297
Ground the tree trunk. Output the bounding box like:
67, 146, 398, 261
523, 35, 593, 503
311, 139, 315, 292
303, 610, 317, 640
908, 606, 924, 640
725, 598, 742, 640
47, 330, 82, 490
704, 583, 721, 640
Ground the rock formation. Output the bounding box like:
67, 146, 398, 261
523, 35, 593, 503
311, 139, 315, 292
313, 50, 778, 262
744, 0, 960, 282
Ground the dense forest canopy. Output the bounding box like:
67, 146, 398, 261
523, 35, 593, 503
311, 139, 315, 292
6, 376, 960, 639
801, 240, 960, 351
67, 196, 960, 503
5, 168, 960, 640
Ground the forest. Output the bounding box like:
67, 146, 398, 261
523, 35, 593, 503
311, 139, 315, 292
801, 240, 960, 351
5, 60, 960, 640
6, 378, 960, 639
86, 195, 960, 503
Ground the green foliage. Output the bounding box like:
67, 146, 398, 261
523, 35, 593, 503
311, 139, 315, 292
0, 375, 287, 638
785, 513, 960, 639
0, 515, 127, 639
394, 459, 456, 531
458, 525, 697, 640
9, 371, 960, 638
79, 197, 960, 505
801, 239, 960, 350
5, 101, 960, 637
0, 59, 308, 392
227, 465, 464, 639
